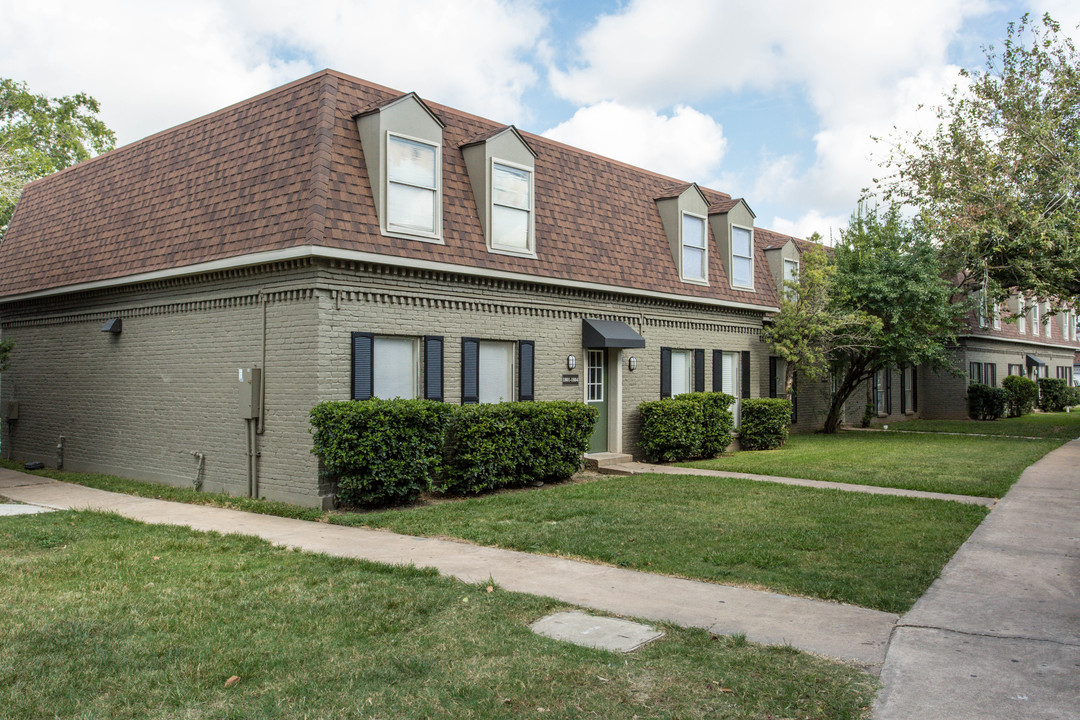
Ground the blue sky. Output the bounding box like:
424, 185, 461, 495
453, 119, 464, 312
3, 0, 1077, 239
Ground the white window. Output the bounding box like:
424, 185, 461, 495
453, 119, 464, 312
875, 368, 888, 414
491, 162, 532, 251
1045, 303, 1052, 338
670, 349, 693, 396
1032, 302, 1040, 336
903, 366, 914, 413
478, 341, 514, 403
387, 134, 439, 236
993, 303, 1001, 330
1061, 310, 1070, 337
721, 351, 741, 426
784, 259, 799, 284
587, 350, 604, 402
1018, 298, 1026, 334
976, 292, 987, 329
373, 336, 418, 399
731, 226, 753, 288
681, 213, 707, 281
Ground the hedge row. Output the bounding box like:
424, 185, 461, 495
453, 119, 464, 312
638, 392, 735, 462
968, 383, 1007, 421
1037, 378, 1080, 412
310, 399, 597, 506
1002, 375, 1039, 418
739, 398, 793, 450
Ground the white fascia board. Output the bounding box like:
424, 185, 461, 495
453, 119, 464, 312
0, 246, 780, 314
958, 334, 1080, 352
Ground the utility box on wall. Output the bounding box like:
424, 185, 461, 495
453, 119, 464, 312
4, 401, 18, 421
238, 368, 262, 419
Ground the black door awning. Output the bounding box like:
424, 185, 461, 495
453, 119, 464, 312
582, 318, 646, 349
1026, 354, 1046, 369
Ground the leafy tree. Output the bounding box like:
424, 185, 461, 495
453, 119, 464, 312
761, 243, 879, 402
0, 79, 115, 238
0, 338, 11, 372
880, 13, 1080, 305
819, 205, 965, 432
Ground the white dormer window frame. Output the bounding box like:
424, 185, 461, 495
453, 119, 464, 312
1017, 297, 1026, 334
385, 131, 442, 242
488, 157, 536, 257
730, 224, 755, 290
680, 211, 708, 284
976, 291, 988, 329
993, 303, 1001, 330
1032, 301, 1040, 337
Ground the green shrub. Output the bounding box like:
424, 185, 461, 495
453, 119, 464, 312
967, 383, 1007, 420
739, 398, 793, 450
1065, 386, 1080, 408
309, 399, 453, 507
1037, 378, 1070, 412
683, 392, 736, 457
638, 398, 704, 462
441, 402, 597, 494
1002, 375, 1039, 417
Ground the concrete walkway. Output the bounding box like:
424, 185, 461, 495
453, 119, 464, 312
611, 462, 997, 506
874, 438, 1080, 719
0, 466, 896, 670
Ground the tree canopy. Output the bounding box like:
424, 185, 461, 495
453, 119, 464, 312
0, 78, 115, 238
764, 205, 965, 433
880, 13, 1080, 306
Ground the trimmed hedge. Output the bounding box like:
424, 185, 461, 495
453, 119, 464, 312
440, 401, 596, 494
968, 383, 1007, 421
310, 399, 453, 506
1067, 386, 1080, 409
1037, 378, 1071, 412
739, 398, 793, 450
1002, 375, 1039, 418
638, 397, 703, 462
684, 392, 737, 458
638, 392, 735, 463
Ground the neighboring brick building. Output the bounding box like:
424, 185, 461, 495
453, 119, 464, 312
0, 69, 790, 507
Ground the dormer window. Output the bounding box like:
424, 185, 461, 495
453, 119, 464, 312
681, 213, 707, 281
387, 134, 440, 236
731, 226, 754, 288
491, 161, 533, 251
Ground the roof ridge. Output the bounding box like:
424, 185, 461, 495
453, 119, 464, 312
304, 72, 339, 247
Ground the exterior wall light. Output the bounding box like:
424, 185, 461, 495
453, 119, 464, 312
567, 355, 577, 371
628, 356, 637, 371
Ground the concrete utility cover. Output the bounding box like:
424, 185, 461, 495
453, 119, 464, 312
531, 611, 663, 653
0, 503, 56, 516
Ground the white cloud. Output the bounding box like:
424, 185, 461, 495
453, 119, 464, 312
549, 0, 992, 228
542, 102, 727, 181
769, 211, 849, 245
0, 0, 547, 146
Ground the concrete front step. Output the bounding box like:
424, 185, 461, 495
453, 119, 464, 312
583, 452, 634, 474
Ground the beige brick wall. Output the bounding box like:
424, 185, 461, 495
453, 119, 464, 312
1, 257, 777, 505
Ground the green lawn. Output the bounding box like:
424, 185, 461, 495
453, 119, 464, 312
0, 512, 876, 720
347, 473, 986, 613
879, 410, 1080, 439
680, 431, 1061, 498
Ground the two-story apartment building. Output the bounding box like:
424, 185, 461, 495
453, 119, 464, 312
0, 69, 791, 507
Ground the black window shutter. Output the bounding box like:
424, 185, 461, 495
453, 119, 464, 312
900, 365, 907, 414
740, 350, 751, 399
518, 341, 535, 401
872, 372, 878, 410
461, 338, 480, 404
424, 336, 444, 402
912, 366, 918, 412
660, 347, 672, 398
351, 332, 374, 400
885, 368, 893, 414
693, 349, 705, 393
769, 357, 778, 398
791, 372, 798, 423
712, 350, 723, 392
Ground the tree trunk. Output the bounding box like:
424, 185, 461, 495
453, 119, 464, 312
822, 362, 871, 434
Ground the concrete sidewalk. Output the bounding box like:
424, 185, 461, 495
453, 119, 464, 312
874, 438, 1080, 719
609, 462, 997, 506
0, 466, 897, 670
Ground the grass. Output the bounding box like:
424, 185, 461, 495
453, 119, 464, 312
347, 473, 986, 613
1, 459, 987, 613
878, 410, 1080, 439
0, 511, 877, 720
680, 431, 1061, 498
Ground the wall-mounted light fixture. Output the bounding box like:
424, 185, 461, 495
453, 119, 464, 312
567, 355, 577, 371
628, 356, 638, 372
101, 318, 122, 334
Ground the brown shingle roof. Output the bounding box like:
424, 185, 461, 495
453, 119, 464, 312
0, 69, 780, 309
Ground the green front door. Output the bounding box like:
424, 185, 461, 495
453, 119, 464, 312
587, 349, 608, 452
